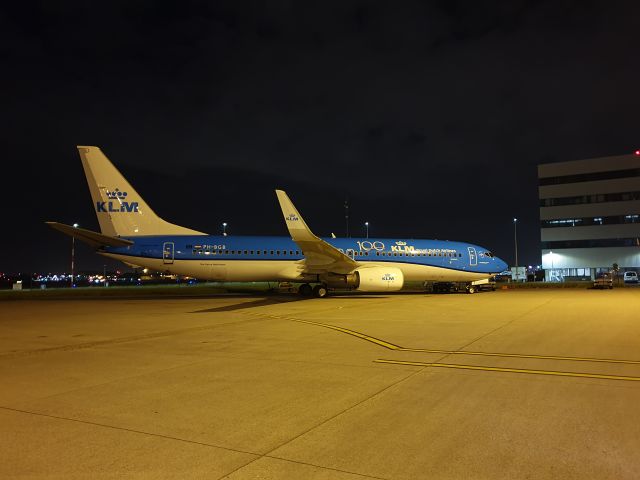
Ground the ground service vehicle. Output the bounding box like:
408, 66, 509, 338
593, 273, 613, 289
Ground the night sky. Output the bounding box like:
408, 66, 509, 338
3, 1, 639, 273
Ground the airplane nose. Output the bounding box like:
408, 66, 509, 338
497, 258, 508, 272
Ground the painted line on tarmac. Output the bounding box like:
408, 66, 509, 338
287, 318, 640, 365
291, 319, 400, 350
398, 347, 640, 365
374, 359, 640, 382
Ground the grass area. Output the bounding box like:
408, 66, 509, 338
0, 282, 276, 301
3, 280, 634, 301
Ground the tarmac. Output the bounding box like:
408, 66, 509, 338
1, 288, 639, 479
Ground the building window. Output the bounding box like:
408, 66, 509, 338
542, 238, 640, 249
539, 168, 640, 186
540, 190, 640, 207
541, 214, 640, 228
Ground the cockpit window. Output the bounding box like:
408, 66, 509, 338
485, 252, 494, 257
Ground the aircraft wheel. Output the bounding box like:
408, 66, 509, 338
299, 283, 312, 296
313, 285, 328, 298
466, 285, 476, 294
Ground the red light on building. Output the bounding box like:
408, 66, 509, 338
635, 150, 640, 155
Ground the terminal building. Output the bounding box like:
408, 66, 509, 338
538, 153, 640, 281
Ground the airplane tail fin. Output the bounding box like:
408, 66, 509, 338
77, 146, 205, 237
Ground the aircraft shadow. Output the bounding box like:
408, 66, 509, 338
190, 295, 310, 313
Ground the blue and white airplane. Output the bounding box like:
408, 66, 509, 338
47, 146, 508, 297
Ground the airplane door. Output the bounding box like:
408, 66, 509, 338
345, 248, 356, 260
163, 242, 175, 264
468, 247, 477, 266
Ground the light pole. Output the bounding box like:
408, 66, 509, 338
71, 223, 79, 288
344, 199, 349, 237
364, 222, 369, 239
513, 218, 518, 269
222, 222, 227, 236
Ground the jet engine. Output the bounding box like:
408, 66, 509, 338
325, 267, 404, 292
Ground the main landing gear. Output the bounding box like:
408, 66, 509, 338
429, 282, 480, 294
298, 283, 328, 298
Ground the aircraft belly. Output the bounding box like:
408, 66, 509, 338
222, 261, 301, 282
101, 254, 301, 282
102, 254, 489, 283
395, 262, 488, 282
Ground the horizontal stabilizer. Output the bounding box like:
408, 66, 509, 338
46, 222, 134, 248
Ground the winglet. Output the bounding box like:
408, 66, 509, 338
275, 190, 318, 242
275, 190, 357, 272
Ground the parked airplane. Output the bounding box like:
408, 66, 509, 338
47, 146, 508, 297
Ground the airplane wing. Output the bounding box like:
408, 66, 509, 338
46, 222, 134, 248
275, 190, 358, 274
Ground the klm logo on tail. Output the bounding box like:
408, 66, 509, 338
286, 213, 299, 222
97, 188, 139, 213
107, 188, 128, 199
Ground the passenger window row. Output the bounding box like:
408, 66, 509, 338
190, 249, 302, 256
185, 246, 461, 258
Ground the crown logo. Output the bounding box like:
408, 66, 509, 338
106, 188, 128, 200
395, 241, 407, 246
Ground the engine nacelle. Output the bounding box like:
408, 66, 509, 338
354, 266, 404, 292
